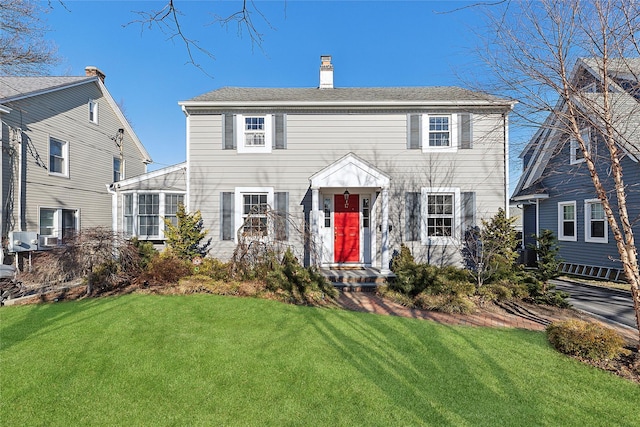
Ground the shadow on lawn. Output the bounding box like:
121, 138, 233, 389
0, 297, 131, 352
305, 306, 544, 425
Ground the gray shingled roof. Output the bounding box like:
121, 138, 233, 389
0, 76, 93, 102
185, 86, 511, 104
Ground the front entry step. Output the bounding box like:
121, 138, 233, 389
320, 267, 395, 292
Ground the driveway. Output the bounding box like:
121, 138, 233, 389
550, 279, 637, 329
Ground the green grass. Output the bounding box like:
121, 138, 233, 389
1, 294, 638, 426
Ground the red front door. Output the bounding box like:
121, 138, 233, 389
334, 194, 359, 263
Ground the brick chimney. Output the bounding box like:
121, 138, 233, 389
85, 66, 106, 83
319, 55, 333, 89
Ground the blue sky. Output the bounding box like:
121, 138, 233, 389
45, 0, 525, 189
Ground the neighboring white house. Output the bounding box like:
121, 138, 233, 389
178, 56, 515, 272
0, 67, 152, 258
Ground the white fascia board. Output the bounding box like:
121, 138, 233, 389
178, 100, 516, 109
0, 104, 11, 114
112, 162, 186, 188
511, 194, 549, 202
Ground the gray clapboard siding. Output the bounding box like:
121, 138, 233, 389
188, 109, 508, 263
2, 82, 147, 235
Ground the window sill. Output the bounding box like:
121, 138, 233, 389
558, 236, 577, 242
585, 237, 607, 244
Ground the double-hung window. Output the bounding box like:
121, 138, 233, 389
558, 201, 577, 241
89, 99, 99, 124
235, 115, 273, 153
242, 193, 268, 237
49, 137, 68, 176
39, 207, 78, 245
570, 128, 589, 165
427, 194, 454, 237
113, 157, 122, 182
421, 188, 461, 244
585, 199, 607, 243
428, 116, 451, 147
123, 192, 185, 239
421, 114, 459, 152
138, 194, 160, 237
165, 194, 185, 226
244, 117, 265, 147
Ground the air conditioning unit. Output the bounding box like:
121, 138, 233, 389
39, 236, 59, 249
8, 231, 39, 252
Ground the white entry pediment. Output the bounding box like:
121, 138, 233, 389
309, 153, 390, 189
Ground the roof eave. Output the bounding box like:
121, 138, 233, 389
178, 100, 516, 109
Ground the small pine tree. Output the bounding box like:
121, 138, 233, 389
163, 204, 211, 261
480, 208, 519, 266
531, 229, 561, 289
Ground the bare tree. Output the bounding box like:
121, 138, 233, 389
478, 0, 640, 343
129, 0, 275, 73
0, 0, 57, 75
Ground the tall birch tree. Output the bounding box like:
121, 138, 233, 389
479, 0, 640, 344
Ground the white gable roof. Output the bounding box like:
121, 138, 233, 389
309, 153, 390, 189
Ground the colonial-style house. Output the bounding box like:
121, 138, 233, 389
511, 58, 640, 281
179, 56, 515, 272
0, 67, 152, 257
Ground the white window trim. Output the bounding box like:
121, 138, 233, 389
236, 114, 273, 154
570, 128, 589, 165
584, 199, 608, 243
234, 187, 274, 243
422, 114, 458, 153
421, 187, 461, 245
48, 137, 69, 177
122, 191, 186, 240
558, 201, 577, 241
89, 99, 99, 125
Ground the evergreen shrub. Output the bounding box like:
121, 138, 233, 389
546, 319, 628, 361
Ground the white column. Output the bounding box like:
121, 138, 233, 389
381, 188, 390, 273
311, 188, 319, 266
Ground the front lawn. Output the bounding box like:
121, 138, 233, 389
1, 294, 638, 426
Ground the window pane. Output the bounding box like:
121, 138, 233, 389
49, 139, 65, 174
563, 221, 575, 237
591, 203, 604, 220
563, 205, 574, 220
324, 197, 331, 227
591, 221, 605, 238
40, 209, 55, 235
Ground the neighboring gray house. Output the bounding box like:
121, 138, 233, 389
512, 58, 640, 281
109, 162, 186, 244
0, 67, 152, 254
179, 56, 515, 272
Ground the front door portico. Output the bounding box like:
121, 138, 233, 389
309, 153, 391, 273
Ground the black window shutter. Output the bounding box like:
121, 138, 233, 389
274, 192, 289, 240
274, 114, 287, 149
461, 192, 476, 237
221, 192, 234, 240
459, 113, 473, 149
223, 114, 236, 150
407, 114, 422, 149
405, 192, 421, 241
